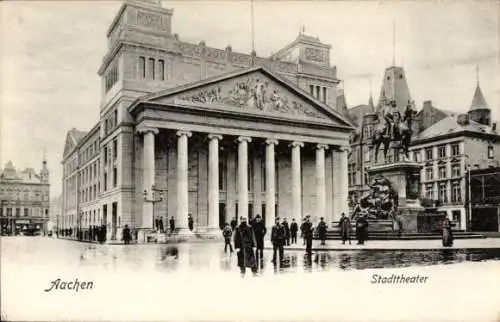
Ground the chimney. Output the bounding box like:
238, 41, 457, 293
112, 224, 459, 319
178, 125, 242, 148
457, 114, 469, 125
423, 100, 432, 109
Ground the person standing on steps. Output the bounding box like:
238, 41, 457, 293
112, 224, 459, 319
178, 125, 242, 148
303, 216, 314, 255
251, 215, 266, 260
222, 223, 233, 253
317, 217, 328, 246
442, 217, 454, 247
188, 214, 194, 231
355, 214, 369, 245
271, 217, 285, 263
122, 225, 132, 245
290, 219, 298, 244
338, 212, 351, 245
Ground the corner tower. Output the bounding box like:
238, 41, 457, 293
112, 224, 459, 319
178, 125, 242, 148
468, 69, 491, 126
377, 66, 412, 114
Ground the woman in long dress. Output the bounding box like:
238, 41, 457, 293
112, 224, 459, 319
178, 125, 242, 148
442, 217, 454, 247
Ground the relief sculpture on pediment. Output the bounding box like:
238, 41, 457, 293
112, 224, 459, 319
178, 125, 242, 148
177, 77, 325, 119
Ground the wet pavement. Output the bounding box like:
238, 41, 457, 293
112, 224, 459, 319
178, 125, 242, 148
2, 237, 500, 322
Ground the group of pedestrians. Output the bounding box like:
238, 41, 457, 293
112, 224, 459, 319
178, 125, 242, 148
152, 214, 195, 235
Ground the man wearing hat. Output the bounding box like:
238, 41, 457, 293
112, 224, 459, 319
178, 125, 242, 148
234, 216, 258, 276
270, 217, 285, 263
252, 214, 266, 260
303, 216, 314, 254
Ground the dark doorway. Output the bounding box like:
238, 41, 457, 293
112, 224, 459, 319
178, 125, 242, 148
248, 204, 254, 221
261, 204, 266, 225
471, 207, 499, 232
219, 203, 226, 229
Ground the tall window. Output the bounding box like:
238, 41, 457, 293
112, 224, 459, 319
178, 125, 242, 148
309, 85, 314, 96
451, 181, 461, 203
104, 173, 108, 191
438, 183, 447, 203
113, 166, 117, 188
425, 167, 433, 181
413, 150, 420, 162
322, 87, 327, 103
219, 159, 226, 191
158, 59, 165, 81
104, 147, 108, 165
364, 150, 371, 162
451, 143, 460, 156
113, 139, 118, 160
437, 145, 446, 159
105, 63, 119, 92
316, 85, 321, 99
488, 145, 494, 159
24, 208, 29, 217
425, 148, 433, 161
148, 58, 155, 80
451, 163, 461, 177
139, 56, 146, 79
438, 166, 447, 179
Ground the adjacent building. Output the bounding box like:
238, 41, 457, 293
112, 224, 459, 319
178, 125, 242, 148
0, 160, 50, 235
61, 0, 353, 242
409, 79, 500, 230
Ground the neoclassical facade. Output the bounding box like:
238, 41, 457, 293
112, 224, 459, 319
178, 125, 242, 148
61, 0, 352, 241
130, 67, 353, 235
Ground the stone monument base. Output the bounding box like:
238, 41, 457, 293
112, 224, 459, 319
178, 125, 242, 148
397, 206, 425, 233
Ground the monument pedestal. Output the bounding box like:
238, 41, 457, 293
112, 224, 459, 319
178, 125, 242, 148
368, 161, 424, 234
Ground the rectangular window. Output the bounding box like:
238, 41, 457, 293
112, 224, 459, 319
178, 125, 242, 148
104, 147, 108, 165
322, 87, 327, 103
437, 145, 446, 158
451, 181, 461, 203
24, 208, 29, 217
438, 166, 447, 179
309, 85, 314, 96
425, 148, 433, 161
451, 143, 460, 156
139, 56, 146, 79
425, 168, 433, 181
316, 85, 321, 99
148, 58, 155, 80
488, 146, 494, 159
364, 150, 371, 162
413, 151, 420, 162
114, 109, 118, 127
104, 173, 108, 191
113, 139, 118, 160
158, 59, 165, 81
438, 184, 447, 203
451, 163, 461, 177
113, 167, 117, 188
261, 159, 266, 192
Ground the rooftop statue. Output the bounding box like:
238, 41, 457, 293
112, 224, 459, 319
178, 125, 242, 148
351, 176, 398, 221
372, 99, 417, 163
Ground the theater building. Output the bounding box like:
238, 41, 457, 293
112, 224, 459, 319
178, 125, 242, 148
61, 0, 353, 241
0, 160, 50, 236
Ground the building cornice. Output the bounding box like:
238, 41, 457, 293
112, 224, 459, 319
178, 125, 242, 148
412, 130, 500, 146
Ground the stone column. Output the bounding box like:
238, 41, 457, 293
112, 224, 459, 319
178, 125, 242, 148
265, 139, 278, 229
316, 144, 328, 221
139, 127, 158, 230
176, 130, 192, 237
208, 134, 222, 232
337, 147, 350, 220
291, 141, 304, 222
237, 136, 252, 221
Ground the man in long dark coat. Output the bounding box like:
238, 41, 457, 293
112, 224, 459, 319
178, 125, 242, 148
290, 219, 298, 244
122, 225, 132, 244
188, 214, 194, 231
169, 216, 175, 235
442, 217, 454, 247
303, 216, 314, 254
317, 217, 328, 245
271, 217, 285, 263
234, 217, 257, 276
338, 212, 351, 244
282, 218, 290, 246
251, 215, 266, 260
355, 215, 369, 245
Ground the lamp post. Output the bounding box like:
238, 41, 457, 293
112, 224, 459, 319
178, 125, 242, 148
143, 185, 164, 232
464, 154, 472, 232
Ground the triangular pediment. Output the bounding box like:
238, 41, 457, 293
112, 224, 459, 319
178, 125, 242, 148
143, 67, 354, 128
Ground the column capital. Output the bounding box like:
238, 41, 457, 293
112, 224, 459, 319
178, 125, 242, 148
317, 144, 329, 150
237, 136, 252, 143
208, 134, 223, 141
290, 141, 304, 148
265, 139, 279, 146
136, 126, 159, 135
176, 130, 192, 138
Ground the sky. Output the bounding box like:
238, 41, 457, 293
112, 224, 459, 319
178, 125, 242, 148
1, 0, 499, 198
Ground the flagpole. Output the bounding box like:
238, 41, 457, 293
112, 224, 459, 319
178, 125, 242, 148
251, 0, 255, 53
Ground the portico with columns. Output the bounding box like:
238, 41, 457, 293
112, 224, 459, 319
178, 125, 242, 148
129, 67, 353, 238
